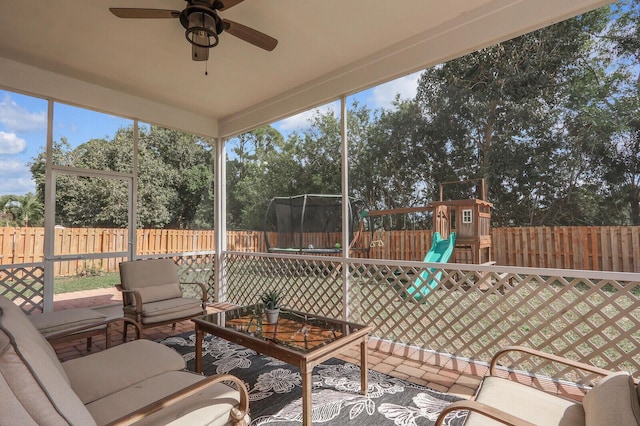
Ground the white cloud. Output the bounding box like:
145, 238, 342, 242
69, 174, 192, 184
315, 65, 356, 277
0, 175, 35, 196
0, 159, 34, 195
368, 71, 422, 109
0, 94, 46, 132
272, 72, 423, 133
0, 131, 27, 154
275, 102, 339, 132
0, 158, 28, 176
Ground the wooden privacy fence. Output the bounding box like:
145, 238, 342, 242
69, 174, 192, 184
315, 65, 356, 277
491, 226, 640, 272
1, 226, 640, 275
0, 227, 221, 276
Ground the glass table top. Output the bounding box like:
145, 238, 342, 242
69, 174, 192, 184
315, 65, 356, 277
197, 304, 368, 353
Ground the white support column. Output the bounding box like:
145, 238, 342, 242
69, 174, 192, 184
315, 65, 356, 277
340, 95, 350, 321
129, 121, 138, 260
214, 137, 227, 303
43, 100, 55, 312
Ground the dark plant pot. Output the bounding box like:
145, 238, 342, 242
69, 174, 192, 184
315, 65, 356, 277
265, 308, 280, 324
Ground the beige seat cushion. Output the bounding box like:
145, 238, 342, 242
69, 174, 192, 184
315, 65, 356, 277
86, 371, 241, 426
63, 339, 186, 405
28, 308, 107, 336
583, 372, 640, 426
466, 376, 585, 426
124, 297, 204, 323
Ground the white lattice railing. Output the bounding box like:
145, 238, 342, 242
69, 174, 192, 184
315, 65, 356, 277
224, 252, 344, 318
223, 251, 640, 380
3, 251, 639, 382
0, 262, 45, 313
0, 253, 217, 313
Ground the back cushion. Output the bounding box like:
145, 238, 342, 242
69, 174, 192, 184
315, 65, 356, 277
583, 371, 640, 426
119, 257, 181, 299
0, 297, 96, 425
119, 259, 180, 290
135, 283, 183, 303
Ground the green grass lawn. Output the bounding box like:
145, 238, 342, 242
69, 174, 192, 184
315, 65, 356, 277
54, 273, 120, 294
1, 272, 120, 299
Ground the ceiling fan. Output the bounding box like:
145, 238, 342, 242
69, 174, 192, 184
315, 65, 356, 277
109, 0, 277, 62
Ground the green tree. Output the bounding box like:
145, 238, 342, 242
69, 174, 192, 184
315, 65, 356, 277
227, 125, 298, 229
17, 192, 44, 227
140, 127, 214, 228
596, 0, 640, 224
0, 195, 20, 226
352, 97, 435, 213
29, 126, 214, 229
414, 8, 611, 226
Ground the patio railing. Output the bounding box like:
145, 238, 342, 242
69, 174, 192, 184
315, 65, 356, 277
223, 251, 640, 382
0, 252, 215, 313
0, 262, 44, 314
3, 249, 638, 384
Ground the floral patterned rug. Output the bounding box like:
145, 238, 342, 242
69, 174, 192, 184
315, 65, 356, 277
159, 333, 468, 426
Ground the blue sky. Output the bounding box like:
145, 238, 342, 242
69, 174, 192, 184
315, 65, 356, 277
0, 92, 47, 196
0, 71, 422, 197
272, 71, 422, 134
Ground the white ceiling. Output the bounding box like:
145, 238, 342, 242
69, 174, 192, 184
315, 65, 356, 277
0, 0, 612, 138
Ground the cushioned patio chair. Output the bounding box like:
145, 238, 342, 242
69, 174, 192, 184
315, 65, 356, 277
117, 258, 207, 339
435, 345, 640, 426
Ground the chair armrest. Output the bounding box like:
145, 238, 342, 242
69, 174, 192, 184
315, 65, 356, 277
117, 288, 143, 312
435, 400, 536, 426
105, 374, 249, 426
181, 281, 208, 303
490, 345, 615, 379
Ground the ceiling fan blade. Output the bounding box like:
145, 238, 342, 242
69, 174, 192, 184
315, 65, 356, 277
222, 19, 278, 51
218, 0, 245, 11
109, 8, 180, 19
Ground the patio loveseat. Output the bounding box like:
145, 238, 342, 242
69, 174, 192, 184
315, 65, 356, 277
435, 345, 640, 426
0, 295, 249, 425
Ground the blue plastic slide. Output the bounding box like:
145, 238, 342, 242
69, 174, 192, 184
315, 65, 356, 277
405, 232, 456, 302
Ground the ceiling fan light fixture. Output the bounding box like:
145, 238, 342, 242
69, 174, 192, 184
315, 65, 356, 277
185, 11, 219, 48
111, 1, 278, 61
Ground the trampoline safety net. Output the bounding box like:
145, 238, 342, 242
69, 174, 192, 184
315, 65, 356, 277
263, 194, 364, 253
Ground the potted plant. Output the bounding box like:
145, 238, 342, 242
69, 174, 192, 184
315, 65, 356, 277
260, 289, 282, 324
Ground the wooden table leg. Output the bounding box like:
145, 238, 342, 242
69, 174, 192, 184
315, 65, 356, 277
301, 362, 312, 425
195, 326, 204, 374
360, 336, 368, 395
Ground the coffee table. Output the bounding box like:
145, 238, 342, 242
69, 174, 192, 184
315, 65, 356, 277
192, 304, 372, 425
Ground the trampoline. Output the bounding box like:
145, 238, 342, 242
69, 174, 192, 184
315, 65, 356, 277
264, 194, 365, 254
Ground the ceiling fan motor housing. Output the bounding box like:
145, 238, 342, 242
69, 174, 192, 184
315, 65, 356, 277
180, 4, 224, 48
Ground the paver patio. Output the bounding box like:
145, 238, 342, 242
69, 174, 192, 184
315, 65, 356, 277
47, 287, 590, 405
